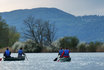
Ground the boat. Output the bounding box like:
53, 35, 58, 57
58, 57, 71, 62
3, 56, 25, 61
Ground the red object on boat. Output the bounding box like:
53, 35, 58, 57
0, 58, 2, 61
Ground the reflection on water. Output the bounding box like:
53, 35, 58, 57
0, 53, 104, 70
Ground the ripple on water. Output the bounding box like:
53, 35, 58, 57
0, 53, 104, 70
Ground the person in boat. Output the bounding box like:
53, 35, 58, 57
61, 48, 70, 58
18, 47, 25, 58
4, 48, 11, 58
58, 48, 64, 58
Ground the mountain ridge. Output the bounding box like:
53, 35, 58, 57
0, 7, 104, 42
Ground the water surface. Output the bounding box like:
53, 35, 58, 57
0, 53, 104, 70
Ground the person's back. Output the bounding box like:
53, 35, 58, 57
4, 48, 11, 58
63, 49, 70, 58
18, 48, 25, 58
59, 48, 64, 57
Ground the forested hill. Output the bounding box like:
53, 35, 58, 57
0, 8, 104, 42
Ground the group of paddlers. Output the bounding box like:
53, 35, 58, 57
3, 47, 70, 61
58, 48, 70, 58
4, 47, 25, 58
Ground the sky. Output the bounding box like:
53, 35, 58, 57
0, 0, 104, 16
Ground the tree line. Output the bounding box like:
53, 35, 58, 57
57, 37, 104, 52
0, 15, 104, 52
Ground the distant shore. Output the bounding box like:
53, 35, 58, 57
0, 47, 104, 53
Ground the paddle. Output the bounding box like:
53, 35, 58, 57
25, 54, 28, 61
53, 55, 60, 61
53, 57, 58, 61
0, 58, 2, 61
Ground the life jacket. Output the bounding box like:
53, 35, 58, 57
18, 50, 23, 55
5, 50, 10, 56
63, 49, 69, 58
59, 49, 63, 56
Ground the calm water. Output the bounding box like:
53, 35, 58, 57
0, 53, 104, 70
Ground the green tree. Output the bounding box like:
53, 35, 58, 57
59, 36, 79, 51
0, 16, 9, 48
0, 16, 20, 48
8, 26, 20, 46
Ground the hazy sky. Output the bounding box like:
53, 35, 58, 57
0, 0, 104, 16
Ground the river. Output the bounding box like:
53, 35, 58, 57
0, 53, 104, 70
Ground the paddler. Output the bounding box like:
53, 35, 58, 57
61, 48, 70, 58
18, 47, 25, 58
58, 48, 64, 58
4, 48, 11, 58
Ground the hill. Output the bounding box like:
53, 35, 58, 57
0, 8, 104, 42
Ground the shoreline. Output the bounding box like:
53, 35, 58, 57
0, 52, 104, 53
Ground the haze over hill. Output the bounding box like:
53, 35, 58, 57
0, 8, 104, 42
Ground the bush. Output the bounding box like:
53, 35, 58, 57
86, 42, 97, 52
24, 39, 42, 52
77, 43, 86, 52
